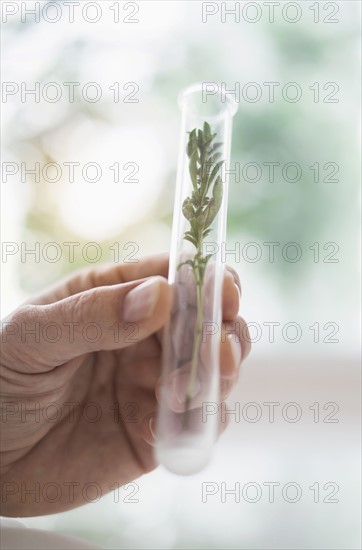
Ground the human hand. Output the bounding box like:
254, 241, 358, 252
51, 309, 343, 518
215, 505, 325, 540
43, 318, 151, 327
0, 254, 250, 516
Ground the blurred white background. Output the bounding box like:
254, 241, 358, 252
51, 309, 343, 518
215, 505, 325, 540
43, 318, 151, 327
1, 1, 361, 548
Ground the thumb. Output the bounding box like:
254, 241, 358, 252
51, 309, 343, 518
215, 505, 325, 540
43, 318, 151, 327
2, 276, 172, 368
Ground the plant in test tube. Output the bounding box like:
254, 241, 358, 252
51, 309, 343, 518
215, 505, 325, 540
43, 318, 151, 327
178, 121, 224, 416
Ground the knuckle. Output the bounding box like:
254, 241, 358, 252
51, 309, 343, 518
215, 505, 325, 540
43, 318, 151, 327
9, 305, 38, 325
67, 289, 100, 326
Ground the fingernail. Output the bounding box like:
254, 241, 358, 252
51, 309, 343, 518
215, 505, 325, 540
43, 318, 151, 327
123, 278, 161, 322
149, 416, 157, 441
173, 371, 201, 404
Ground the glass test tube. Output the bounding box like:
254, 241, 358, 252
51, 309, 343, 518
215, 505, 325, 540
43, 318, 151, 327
156, 83, 238, 475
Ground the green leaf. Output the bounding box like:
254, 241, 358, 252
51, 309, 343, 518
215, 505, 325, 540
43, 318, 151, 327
197, 129, 205, 147
182, 197, 194, 221
187, 129, 197, 157
206, 160, 224, 192
213, 175, 223, 203
189, 150, 199, 189
203, 121, 211, 141
204, 177, 223, 228
190, 218, 198, 235
204, 159, 215, 179
184, 234, 198, 247
184, 230, 196, 240
209, 142, 223, 154
211, 152, 222, 163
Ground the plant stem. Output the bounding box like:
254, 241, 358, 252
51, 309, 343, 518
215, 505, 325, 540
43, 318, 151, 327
179, 122, 223, 420
185, 274, 203, 404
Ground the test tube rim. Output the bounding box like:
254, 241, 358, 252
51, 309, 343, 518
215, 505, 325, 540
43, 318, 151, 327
178, 82, 239, 121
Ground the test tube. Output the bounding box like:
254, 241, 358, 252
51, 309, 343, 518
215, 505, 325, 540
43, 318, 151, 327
156, 83, 238, 475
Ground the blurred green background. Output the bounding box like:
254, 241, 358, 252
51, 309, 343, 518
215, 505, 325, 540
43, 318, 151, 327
1, 1, 361, 549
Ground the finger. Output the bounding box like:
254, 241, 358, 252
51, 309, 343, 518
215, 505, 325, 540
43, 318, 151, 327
225, 265, 242, 297
156, 265, 241, 349
219, 324, 242, 380
220, 316, 251, 378
4, 276, 172, 369
174, 264, 240, 321
222, 269, 240, 321
155, 315, 251, 413
26, 253, 170, 306
220, 316, 251, 370
219, 316, 251, 401
141, 404, 230, 447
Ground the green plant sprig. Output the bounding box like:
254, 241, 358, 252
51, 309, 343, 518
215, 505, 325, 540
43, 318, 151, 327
178, 121, 224, 415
